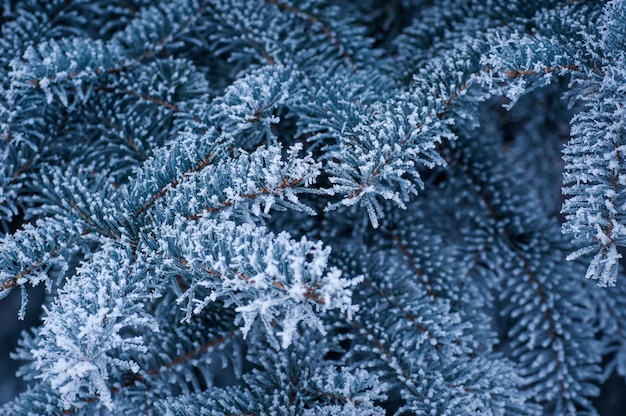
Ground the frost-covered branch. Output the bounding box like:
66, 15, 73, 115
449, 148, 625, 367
146, 217, 360, 348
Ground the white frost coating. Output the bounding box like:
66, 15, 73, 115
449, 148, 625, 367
38, 77, 53, 104
298, 369, 387, 415
276, 307, 303, 349
152, 143, 321, 222
586, 245, 622, 288
155, 218, 359, 347
319, 269, 362, 317
32, 242, 158, 410
560, 0, 626, 286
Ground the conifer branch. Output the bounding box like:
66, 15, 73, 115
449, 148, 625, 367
65, 197, 120, 240
0, 241, 62, 292
184, 176, 306, 220
133, 152, 215, 218
175, 253, 326, 305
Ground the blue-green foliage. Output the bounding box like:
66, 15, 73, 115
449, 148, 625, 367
1, 0, 625, 414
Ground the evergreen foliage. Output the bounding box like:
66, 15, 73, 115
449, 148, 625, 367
1, 0, 625, 414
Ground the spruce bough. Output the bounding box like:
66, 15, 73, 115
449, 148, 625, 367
1, 1, 625, 414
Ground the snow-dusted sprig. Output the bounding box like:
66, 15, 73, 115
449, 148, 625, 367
17, 298, 242, 414
473, 2, 604, 108
206, 64, 298, 149
146, 217, 359, 348
175, 64, 304, 169
32, 241, 159, 410
126, 65, 302, 222
0, 216, 83, 307
9, 38, 123, 107
8, 0, 208, 108
0, 0, 102, 74
125, 128, 224, 219
27, 165, 127, 243
293, 56, 471, 229
0, 167, 125, 315
478, 29, 579, 109
325, 92, 450, 228
0, 164, 151, 325
562, 0, 626, 287
300, 368, 386, 416
390, 0, 579, 86
154, 144, 322, 223
292, 67, 397, 150
127, 131, 320, 224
